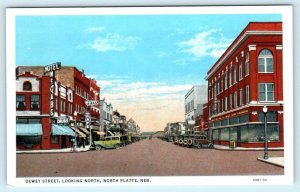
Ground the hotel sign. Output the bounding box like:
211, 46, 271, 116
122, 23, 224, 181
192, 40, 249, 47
85, 100, 99, 106
45, 62, 61, 117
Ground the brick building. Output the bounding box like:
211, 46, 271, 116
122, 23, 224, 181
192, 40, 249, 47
205, 22, 283, 148
16, 65, 101, 150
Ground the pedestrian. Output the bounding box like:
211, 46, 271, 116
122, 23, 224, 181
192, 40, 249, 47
81, 137, 86, 148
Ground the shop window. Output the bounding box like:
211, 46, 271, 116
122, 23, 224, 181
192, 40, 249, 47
16, 118, 28, 124
240, 125, 249, 142
220, 128, 229, 141
246, 124, 279, 142
258, 49, 274, 72
30, 94, 40, 110
23, 81, 32, 91
213, 129, 219, 141
213, 121, 221, 127
16, 94, 26, 110
16, 136, 41, 145
259, 83, 274, 102
51, 135, 59, 144
229, 127, 237, 141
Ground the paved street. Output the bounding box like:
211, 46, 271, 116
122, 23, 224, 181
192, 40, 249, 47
17, 138, 284, 177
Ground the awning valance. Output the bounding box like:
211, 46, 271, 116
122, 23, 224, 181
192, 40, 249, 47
52, 124, 75, 136
16, 124, 43, 136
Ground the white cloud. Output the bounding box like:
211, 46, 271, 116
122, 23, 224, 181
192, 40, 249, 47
178, 29, 232, 58
85, 27, 105, 33
89, 33, 140, 52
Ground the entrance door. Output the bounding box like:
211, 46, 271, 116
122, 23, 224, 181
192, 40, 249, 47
61, 136, 67, 148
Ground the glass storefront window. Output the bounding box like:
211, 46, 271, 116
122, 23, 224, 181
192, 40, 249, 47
267, 124, 280, 141
240, 125, 249, 142
213, 129, 219, 141
51, 135, 59, 144
246, 124, 279, 142
220, 128, 229, 141
214, 121, 221, 127
229, 127, 237, 141
16, 136, 41, 145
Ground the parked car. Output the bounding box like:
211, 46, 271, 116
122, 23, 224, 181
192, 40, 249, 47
93, 136, 121, 150
192, 135, 213, 148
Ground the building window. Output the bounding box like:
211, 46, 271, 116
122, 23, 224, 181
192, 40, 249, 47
239, 89, 243, 106
258, 49, 274, 72
233, 65, 237, 84
234, 91, 237, 108
30, 94, 40, 110
246, 85, 250, 104
239, 61, 243, 80
229, 68, 232, 86
51, 135, 59, 144
225, 71, 228, 90
16, 94, 26, 110
55, 98, 58, 110
23, 81, 32, 91
245, 53, 250, 76
224, 96, 228, 111
61, 100, 66, 113
259, 83, 274, 102
229, 94, 232, 109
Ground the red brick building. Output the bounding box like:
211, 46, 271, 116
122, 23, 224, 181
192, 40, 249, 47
16, 66, 101, 150
205, 22, 283, 148
195, 103, 209, 134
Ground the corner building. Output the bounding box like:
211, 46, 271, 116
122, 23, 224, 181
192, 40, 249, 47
205, 22, 283, 148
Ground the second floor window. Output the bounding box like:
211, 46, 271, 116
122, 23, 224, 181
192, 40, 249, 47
258, 49, 274, 72
30, 95, 40, 110
16, 94, 26, 110
246, 85, 250, 104
233, 65, 237, 84
259, 83, 274, 102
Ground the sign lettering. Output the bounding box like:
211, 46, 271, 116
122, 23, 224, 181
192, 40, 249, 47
85, 100, 99, 106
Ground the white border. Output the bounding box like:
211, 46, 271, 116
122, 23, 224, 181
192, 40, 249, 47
6, 6, 293, 186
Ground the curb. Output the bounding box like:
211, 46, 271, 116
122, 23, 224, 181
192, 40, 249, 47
213, 146, 284, 151
17, 148, 90, 154
257, 157, 284, 168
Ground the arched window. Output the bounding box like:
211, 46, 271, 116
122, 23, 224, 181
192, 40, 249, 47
23, 81, 32, 91
258, 49, 274, 72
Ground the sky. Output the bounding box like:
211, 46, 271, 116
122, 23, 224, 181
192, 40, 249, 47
16, 13, 281, 132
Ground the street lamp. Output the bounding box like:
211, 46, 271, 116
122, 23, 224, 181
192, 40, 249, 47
73, 111, 78, 151
262, 106, 268, 159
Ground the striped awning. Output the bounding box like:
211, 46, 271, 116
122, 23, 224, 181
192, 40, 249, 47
71, 127, 86, 138
52, 124, 75, 136
16, 124, 43, 136
78, 127, 89, 135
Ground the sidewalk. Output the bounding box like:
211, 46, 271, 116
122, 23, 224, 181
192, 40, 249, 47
257, 157, 284, 168
214, 144, 284, 151
17, 145, 90, 154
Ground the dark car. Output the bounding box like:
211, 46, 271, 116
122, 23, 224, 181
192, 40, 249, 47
192, 135, 213, 148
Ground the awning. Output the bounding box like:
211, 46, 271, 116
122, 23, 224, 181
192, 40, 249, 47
52, 124, 75, 136
78, 127, 89, 135
16, 124, 43, 136
71, 127, 86, 138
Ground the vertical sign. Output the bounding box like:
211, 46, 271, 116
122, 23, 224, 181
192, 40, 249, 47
44, 62, 61, 117
85, 112, 91, 129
